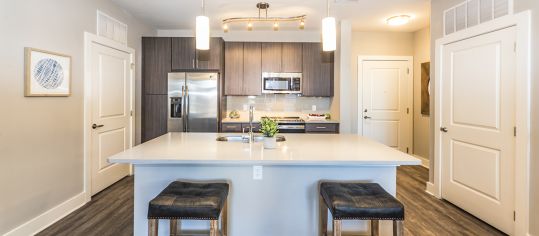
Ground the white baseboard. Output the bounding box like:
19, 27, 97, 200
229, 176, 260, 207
412, 154, 430, 169
425, 181, 440, 198
4, 192, 88, 236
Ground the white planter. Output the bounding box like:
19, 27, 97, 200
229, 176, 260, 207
263, 136, 278, 149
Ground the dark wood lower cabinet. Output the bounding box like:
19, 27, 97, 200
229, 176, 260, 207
142, 95, 168, 142
305, 123, 339, 133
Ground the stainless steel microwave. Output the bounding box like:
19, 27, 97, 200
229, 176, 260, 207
261, 72, 302, 94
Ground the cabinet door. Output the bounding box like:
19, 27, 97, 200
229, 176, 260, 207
142, 94, 168, 142
143, 37, 171, 95
282, 43, 302, 72
172, 37, 196, 70
261, 42, 281, 72
224, 42, 244, 95
243, 42, 262, 95
302, 43, 334, 97
197, 37, 224, 70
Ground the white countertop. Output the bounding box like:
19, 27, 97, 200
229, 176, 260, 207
109, 133, 420, 166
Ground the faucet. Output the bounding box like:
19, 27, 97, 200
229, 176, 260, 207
248, 105, 255, 143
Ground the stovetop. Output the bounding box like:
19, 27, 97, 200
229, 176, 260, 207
265, 116, 305, 124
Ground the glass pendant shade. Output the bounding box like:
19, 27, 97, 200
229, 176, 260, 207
322, 17, 336, 52
196, 15, 210, 50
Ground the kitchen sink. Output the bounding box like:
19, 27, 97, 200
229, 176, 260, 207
216, 135, 286, 142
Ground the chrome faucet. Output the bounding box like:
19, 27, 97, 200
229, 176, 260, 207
242, 105, 256, 143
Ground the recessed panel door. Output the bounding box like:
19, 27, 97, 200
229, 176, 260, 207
90, 41, 132, 195
362, 60, 412, 153
440, 26, 516, 234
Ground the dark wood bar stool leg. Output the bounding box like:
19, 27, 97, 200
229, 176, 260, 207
221, 200, 228, 236
148, 219, 158, 236
332, 220, 342, 236
210, 220, 219, 236
393, 220, 404, 236
170, 219, 180, 236
371, 220, 379, 236
319, 194, 328, 236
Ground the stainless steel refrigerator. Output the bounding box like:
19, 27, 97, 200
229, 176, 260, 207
168, 72, 219, 132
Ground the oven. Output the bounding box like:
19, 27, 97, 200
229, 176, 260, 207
262, 72, 302, 94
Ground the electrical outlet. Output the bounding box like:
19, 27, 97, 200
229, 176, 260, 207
312, 105, 317, 111
253, 165, 263, 180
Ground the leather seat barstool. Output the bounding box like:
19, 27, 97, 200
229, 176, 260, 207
319, 182, 404, 236
147, 181, 229, 236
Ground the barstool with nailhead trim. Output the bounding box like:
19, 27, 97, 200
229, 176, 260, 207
147, 181, 229, 236
319, 182, 404, 236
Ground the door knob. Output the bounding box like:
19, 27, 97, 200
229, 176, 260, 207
92, 124, 104, 129
363, 116, 372, 119
440, 127, 448, 132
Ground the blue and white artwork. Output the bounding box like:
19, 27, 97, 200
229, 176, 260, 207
25, 48, 71, 96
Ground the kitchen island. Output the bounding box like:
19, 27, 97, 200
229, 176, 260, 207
109, 132, 420, 236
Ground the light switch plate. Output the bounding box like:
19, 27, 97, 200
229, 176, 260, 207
253, 166, 263, 180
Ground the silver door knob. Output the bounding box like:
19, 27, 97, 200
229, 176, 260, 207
363, 116, 371, 119
440, 127, 448, 132
92, 124, 104, 129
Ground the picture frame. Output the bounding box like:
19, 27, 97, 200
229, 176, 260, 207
421, 62, 430, 115
25, 47, 71, 97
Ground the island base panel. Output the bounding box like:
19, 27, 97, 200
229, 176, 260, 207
134, 164, 397, 236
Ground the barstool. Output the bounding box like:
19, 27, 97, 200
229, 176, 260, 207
147, 181, 229, 236
319, 182, 404, 236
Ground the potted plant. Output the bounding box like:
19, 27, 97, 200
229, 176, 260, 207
259, 117, 279, 149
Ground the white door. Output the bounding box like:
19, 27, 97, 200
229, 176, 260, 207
361, 59, 413, 153
441, 27, 515, 233
90, 40, 132, 195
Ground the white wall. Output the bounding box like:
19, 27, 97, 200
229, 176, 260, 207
412, 27, 431, 159
0, 0, 155, 234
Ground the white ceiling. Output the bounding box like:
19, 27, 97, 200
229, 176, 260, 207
111, 0, 430, 32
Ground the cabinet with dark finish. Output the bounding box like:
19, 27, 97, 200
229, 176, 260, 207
171, 37, 196, 70
142, 37, 171, 95
261, 42, 282, 72
243, 42, 262, 95
302, 43, 334, 97
197, 38, 224, 70
142, 94, 168, 142
224, 42, 244, 95
221, 123, 242, 132
282, 43, 303, 72
305, 123, 339, 133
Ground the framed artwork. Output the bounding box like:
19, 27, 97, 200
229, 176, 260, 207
25, 47, 71, 96
421, 62, 430, 115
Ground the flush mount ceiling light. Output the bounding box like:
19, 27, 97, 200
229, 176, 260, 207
222, 2, 306, 32
386, 15, 411, 26
322, 0, 336, 52
196, 0, 210, 50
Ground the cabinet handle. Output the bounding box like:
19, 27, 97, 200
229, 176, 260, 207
192, 59, 195, 68
316, 126, 327, 129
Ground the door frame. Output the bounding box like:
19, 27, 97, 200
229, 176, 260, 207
357, 55, 414, 152
83, 32, 135, 201
431, 11, 531, 235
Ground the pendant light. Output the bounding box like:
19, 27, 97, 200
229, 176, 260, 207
322, 0, 336, 51
196, 0, 210, 50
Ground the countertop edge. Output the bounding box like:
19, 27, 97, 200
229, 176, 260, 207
109, 159, 421, 166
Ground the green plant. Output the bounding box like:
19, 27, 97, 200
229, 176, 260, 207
259, 117, 279, 137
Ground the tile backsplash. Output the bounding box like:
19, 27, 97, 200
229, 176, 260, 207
226, 94, 331, 115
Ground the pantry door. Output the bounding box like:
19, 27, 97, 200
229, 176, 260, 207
87, 34, 134, 195
440, 26, 516, 234
359, 57, 413, 154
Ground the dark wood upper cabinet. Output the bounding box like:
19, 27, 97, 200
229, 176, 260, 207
224, 42, 244, 95
282, 43, 303, 72
142, 37, 171, 95
243, 42, 262, 95
261, 42, 282, 72
302, 42, 334, 97
197, 37, 224, 70
171, 37, 196, 70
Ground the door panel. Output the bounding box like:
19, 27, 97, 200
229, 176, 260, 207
243, 42, 262, 95
441, 26, 515, 234
142, 37, 171, 95
172, 37, 196, 70
362, 60, 412, 153
224, 42, 244, 95
90, 41, 131, 195
186, 73, 218, 132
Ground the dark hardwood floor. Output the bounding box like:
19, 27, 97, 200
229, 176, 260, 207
37, 166, 506, 236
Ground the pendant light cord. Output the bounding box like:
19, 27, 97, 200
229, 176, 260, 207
201, 0, 205, 16
326, 0, 330, 17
